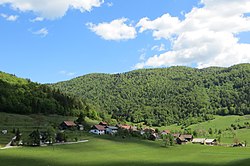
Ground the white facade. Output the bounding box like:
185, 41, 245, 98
89, 129, 105, 135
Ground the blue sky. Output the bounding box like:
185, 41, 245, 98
0, 0, 250, 83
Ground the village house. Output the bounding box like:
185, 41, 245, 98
182, 134, 193, 142
89, 125, 106, 135
176, 134, 193, 144
105, 126, 118, 135
192, 138, 206, 144
60, 121, 77, 130
176, 135, 188, 144
204, 139, 217, 145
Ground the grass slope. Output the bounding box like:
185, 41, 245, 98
156, 115, 250, 144
1, 136, 250, 166
0, 112, 76, 146
189, 115, 250, 131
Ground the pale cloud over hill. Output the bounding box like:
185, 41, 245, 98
135, 0, 250, 68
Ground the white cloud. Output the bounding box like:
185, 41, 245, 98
0, 0, 104, 20
1, 13, 18, 21
107, 2, 113, 7
151, 44, 165, 52
87, 18, 137, 41
136, 13, 181, 40
60, 70, 76, 76
30, 17, 44, 22
135, 0, 250, 69
32, 28, 48, 37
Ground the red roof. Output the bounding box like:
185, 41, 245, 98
99, 122, 108, 126
63, 121, 76, 127
93, 125, 106, 131
121, 125, 131, 130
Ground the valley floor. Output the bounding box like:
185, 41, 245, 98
0, 135, 250, 166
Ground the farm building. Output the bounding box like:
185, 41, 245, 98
192, 138, 206, 144
176, 135, 188, 144
60, 121, 77, 130
105, 126, 118, 134
205, 139, 217, 145
182, 135, 193, 141
176, 134, 193, 144
90, 125, 106, 135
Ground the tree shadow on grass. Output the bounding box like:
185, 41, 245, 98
0, 155, 249, 166
93, 134, 163, 148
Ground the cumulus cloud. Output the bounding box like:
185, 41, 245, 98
0, 13, 18, 21
135, 0, 250, 69
32, 28, 48, 37
87, 18, 137, 41
30, 17, 44, 22
151, 44, 165, 52
0, 0, 104, 19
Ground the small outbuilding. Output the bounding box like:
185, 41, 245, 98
192, 138, 206, 144
176, 135, 188, 144
105, 126, 118, 135
182, 135, 193, 142
60, 121, 77, 130
205, 139, 217, 145
90, 125, 106, 135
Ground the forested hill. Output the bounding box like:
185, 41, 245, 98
0, 71, 86, 116
52, 64, 250, 126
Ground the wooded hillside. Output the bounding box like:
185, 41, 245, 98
52, 64, 250, 126
0, 72, 86, 116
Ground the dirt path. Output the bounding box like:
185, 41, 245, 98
0, 136, 18, 150
52, 140, 89, 146
0, 139, 89, 150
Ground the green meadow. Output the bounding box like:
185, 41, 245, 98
1, 113, 250, 166
1, 135, 250, 166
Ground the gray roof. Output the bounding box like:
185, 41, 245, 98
205, 139, 216, 143
192, 138, 206, 143
106, 126, 118, 130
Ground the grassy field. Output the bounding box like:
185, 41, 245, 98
1, 113, 250, 165
0, 112, 78, 146
152, 115, 250, 145
1, 135, 250, 166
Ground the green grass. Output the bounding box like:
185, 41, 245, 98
1, 113, 250, 165
0, 112, 77, 146
154, 115, 250, 145
1, 135, 250, 166
189, 115, 250, 131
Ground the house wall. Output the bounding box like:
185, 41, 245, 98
106, 128, 118, 134
90, 129, 105, 135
